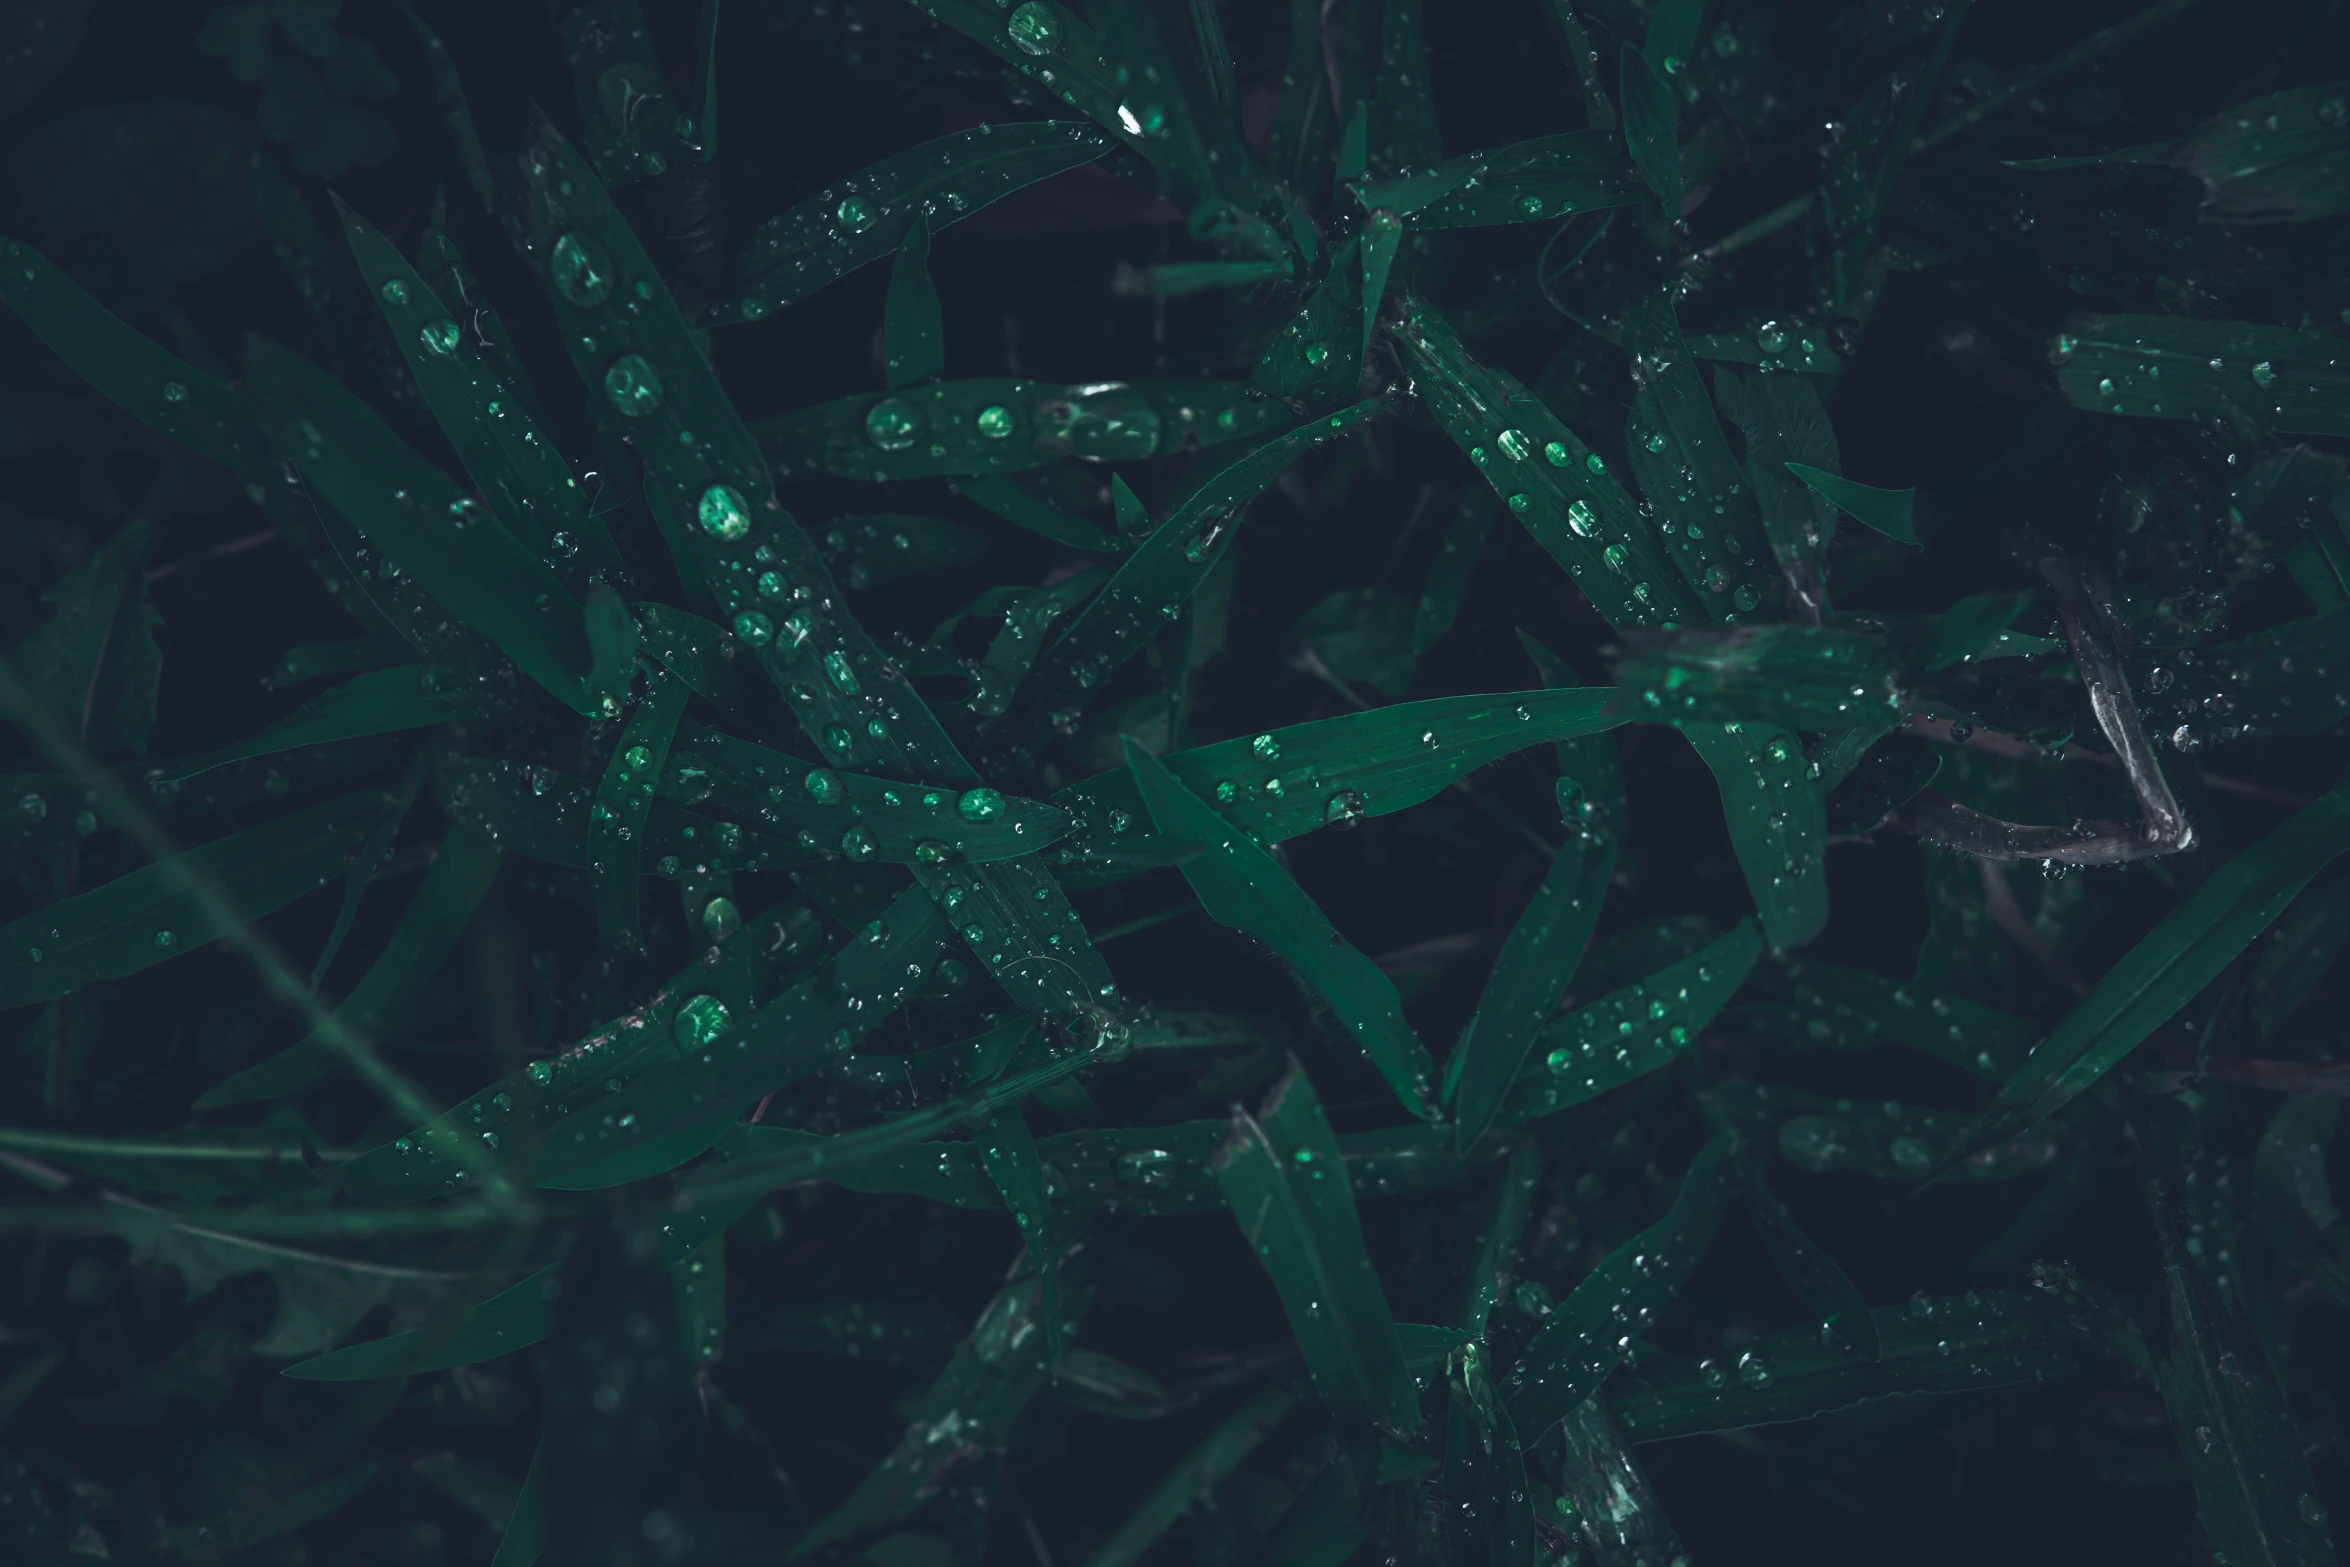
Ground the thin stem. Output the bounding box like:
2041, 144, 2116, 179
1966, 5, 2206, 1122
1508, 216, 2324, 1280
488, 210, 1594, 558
1700, 192, 1814, 261
1911, 0, 2207, 156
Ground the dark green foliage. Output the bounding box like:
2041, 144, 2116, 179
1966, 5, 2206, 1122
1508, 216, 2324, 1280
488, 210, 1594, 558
4, 5, 2350, 1565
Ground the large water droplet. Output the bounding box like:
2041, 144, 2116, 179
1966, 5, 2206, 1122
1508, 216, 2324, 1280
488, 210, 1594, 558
1006, 0, 1062, 55
1033, 383, 1161, 461
974, 403, 1015, 438
551, 232, 613, 306
865, 396, 926, 451
698, 483, 751, 540
841, 824, 878, 861
804, 768, 846, 806
603, 353, 664, 416
1323, 789, 1366, 827
835, 195, 878, 233
957, 787, 1006, 823
674, 993, 733, 1048
419, 318, 462, 356
733, 610, 775, 646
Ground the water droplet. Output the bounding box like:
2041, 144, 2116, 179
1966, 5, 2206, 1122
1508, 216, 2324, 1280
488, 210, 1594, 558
154, 929, 178, 950
1890, 1135, 1934, 1172
804, 768, 846, 806
698, 483, 752, 540
975, 403, 1015, 438
841, 824, 878, 861
527, 1060, 555, 1085
865, 396, 926, 451
623, 743, 653, 770
1645, 431, 1668, 453
822, 649, 862, 695
1251, 733, 1281, 760
603, 353, 664, 416
1699, 1357, 1728, 1389
2299, 1493, 2327, 1527
2252, 360, 2277, 388
733, 609, 775, 646
1507, 493, 1532, 515
674, 993, 734, 1048
418, 318, 462, 356
1496, 427, 1532, 461
1736, 1349, 1773, 1387
161, 380, 187, 404
1006, 1, 1062, 55
958, 787, 1006, 822
1733, 583, 1760, 611
14, 793, 46, 822
1324, 789, 1366, 827
1755, 320, 1788, 353
550, 232, 613, 306
1117, 1147, 1177, 1190
834, 195, 878, 233
1303, 342, 1329, 365
2096, 376, 2116, 397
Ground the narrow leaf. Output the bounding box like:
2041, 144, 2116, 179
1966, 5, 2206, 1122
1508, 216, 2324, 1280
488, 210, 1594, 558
285, 1267, 555, 1380
166, 667, 467, 782
883, 213, 942, 390
1787, 461, 1918, 546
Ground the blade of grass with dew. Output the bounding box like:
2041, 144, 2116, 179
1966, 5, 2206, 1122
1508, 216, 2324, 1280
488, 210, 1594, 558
1127, 739, 1437, 1119
1211, 1062, 1419, 1430
1622, 293, 1776, 618
1254, 234, 1364, 407
589, 670, 692, 952
1682, 722, 1829, 950
1499, 921, 1760, 1128
2052, 315, 2350, 437
636, 604, 763, 724
1777, 960, 2036, 1081
1733, 1148, 1880, 1359
1618, 45, 1681, 217
197, 823, 503, 1108
435, 754, 808, 874
164, 667, 471, 783
557, 0, 694, 189
1457, 1140, 1543, 1337
1713, 363, 1846, 587
1612, 624, 1904, 730
1954, 777, 2350, 1165
1414, 488, 1496, 654
820, 513, 986, 588
1504, 1136, 1734, 1439
0, 791, 389, 1008
730, 118, 1117, 321
1359, 134, 1640, 229
883, 213, 942, 389
1710, 1081, 2065, 1184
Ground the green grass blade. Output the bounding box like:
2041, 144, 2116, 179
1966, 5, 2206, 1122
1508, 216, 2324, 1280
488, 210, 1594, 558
954, 475, 1126, 552
1086, 1385, 1300, 1567
1622, 294, 1778, 618
244, 338, 598, 714
1127, 739, 1436, 1119
559, 0, 694, 189
1457, 1140, 1543, 1336
1608, 1290, 2092, 1441
1391, 301, 1701, 627
1449, 828, 1616, 1152
1618, 45, 1681, 217
1682, 722, 1829, 950
490, 1432, 549, 1567
1713, 366, 1839, 581
636, 604, 763, 723
1614, 624, 1904, 731
1210, 1063, 1419, 1430
2134, 607, 2350, 742
196, 822, 504, 1109
1500, 921, 1760, 1128
10, 517, 161, 758
1958, 778, 2350, 1163
1787, 461, 1917, 546
2053, 315, 2350, 436
883, 213, 943, 390
1711, 1081, 2064, 1184
1775, 960, 2035, 1081
436, 754, 807, 875
284, 1267, 555, 1380
1503, 1136, 1734, 1439
1366, 0, 1439, 180
1736, 1151, 1880, 1359
590, 672, 692, 952
674, 1234, 725, 1365
1269, 0, 1332, 188
731, 117, 1116, 319
406, 10, 499, 217
1360, 134, 1640, 228
0, 791, 388, 1009
164, 667, 467, 782
1254, 235, 1364, 406
1413, 488, 1495, 654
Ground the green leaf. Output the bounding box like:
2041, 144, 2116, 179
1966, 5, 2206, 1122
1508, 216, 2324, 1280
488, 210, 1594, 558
1499, 922, 1761, 1128
2052, 315, 2350, 437
1682, 723, 1829, 950
2133, 607, 2350, 741
1614, 624, 1904, 730
1295, 586, 1416, 698
1445, 1364, 1536, 1567
0, 236, 274, 485
883, 213, 942, 390
412, 1453, 521, 1530
2253, 880, 2350, 1035
285, 1267, 555, 1380
243, 338, 599, 714
1261, 1456, 1367, 1567
730, 119, 1115, 320
1786, 462, 1918, 546
559, 0, 693, 190
820, 513, 987, 589
434, 753, 807, 875
1357, 133, 1639, 228
1414, 488, 1495, 654
337, 199, 595, 565
1210, 1063, 1419, 1431
1710, 365, 1839, 592
1735, 1151, 1881, 1360
2172, 83, 2350, 223
1957, 777, 2350, 1162
673, 1234, 725, 1364
636, 604, 761, 723
1449, 827, 1615, 1152
271, 636, 414, 688
1618, 45, 1681, 216
165, 666, 467, 782
2254, 1097, 2350, 1304
1823, 737, 1943, 834
1622, 294, 1778, 618
491, 1433, 549, 1567
1085, 1386, 1300, 1567
1390, 300, 1701, 628
0, 790, 387, 1009
1686, 320, 1845, 375
1456, 1140, 1543, 1335
1254, 235, 1364, 407
1504, 1136, 1735, 1439
2148, 1178, 2336, 1567
1365, 0, 1439, 181
1268, 0, 1332, 189
195, 822, 505, 1108
1607, 1290, 2094, 1441
590, 671, 692, 952
1127, 738, 1437, 1120
953, 475, 1125, 552
1709, 1081, 2066, 1184
1012, 399, 1386, 734
213, 1463, 383, 1553
1774, 959, 2036, 1081
406, 11, 499, 218
8, 517, 163, 758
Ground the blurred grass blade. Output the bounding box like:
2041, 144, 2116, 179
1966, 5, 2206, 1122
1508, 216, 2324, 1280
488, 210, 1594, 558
1210, 1061, 1419, 1430
491, 1432, 549, 1567
1501, 921, 1760, 1128
2052, 316, 2350, 437
10, 517, 162, 758
1366, 0, 1439, 180
1085, 1385, 1299, 1567
636, 604, 761, 723
196, 823, 505, 1109
0, 791, 388, 1009
1262, 1456, 1366, 1567
165, 667, 468, 782
1449, 827, 1615, 1152
1788, 462, 1918, 546
244, 338, 599, 714
1504, 1136, 1735, 1439
883, 213, 942, 390
406, 10, 499, 217
1127, 739, 1437, 1120
674, 1234, 725, 1365
435, 754, 805, 875
1608, 1290, 2093, 1440
2133, 607, 2350, 742
730, 118, 1116, 319
285, 1267, 555, 1380
1618, 45, 1681, 217
1269, 0, 1332, 187
1956, 778, 2350, 1163
1683, 723, 1829, 950
1413, 489, 1495, 654
590, 672, 692, 953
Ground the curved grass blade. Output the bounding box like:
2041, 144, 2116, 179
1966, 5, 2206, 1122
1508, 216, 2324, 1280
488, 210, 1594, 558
1618, 45, 1681, 216
821, 513, 986, 589
1622, 294, 1775, 618
338, 200, 597, 569
1084, 1385, 1299, 1567
197, 823, 504, 1109
1686, 320, 1844, 376
1787, 462, 1917, 546
761, 377, 1284, 484
2052, 315, 2350, 437
285, 1266, 556, 1380
1682, 722, 1828, 950
1057, 686, 1620, 853
1503, 1135, 1734, 1440
1449, 827, 1616, 1152
164, 667, 468, 783
1011, 397, 1385, 732
1608, 1290, 2090, 1441
10, 517, 161, 761
1127, 739, 1436, 1120
1391, 301, 1700, 628
883, 214, 942, 390
1457, 1140, 1544, 1336
729, 119, 1116, 321
0, 791, 387, 1009
1499, 921, 1760, 1128
0, 236, 274, 485
1446, 1360, 1536, 1567
1954, 778, 2350, 1166
406, 11, 499, 218
2171, 83, 2350, 224
1615, 624, 1903, 730
590, 672, 693, 953
669, 722, 1072, 863
244, 338, 598, 714
1210, 1062, 1419, 1431
1414, 488, 1495, 654
1776, 960, 2035, 1081
491, 1433, 549, 1567
272, 637, 414, 688
436, 754, 807, 875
